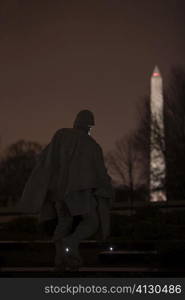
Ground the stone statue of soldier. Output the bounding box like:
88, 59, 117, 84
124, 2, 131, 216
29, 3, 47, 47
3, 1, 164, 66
20, 110, 114, 271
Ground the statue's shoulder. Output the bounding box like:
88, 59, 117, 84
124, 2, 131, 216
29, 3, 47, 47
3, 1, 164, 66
53, 128, 72, 137
53, 128, 102, 151
55, 128, 68, 134
87, 136, 102, 152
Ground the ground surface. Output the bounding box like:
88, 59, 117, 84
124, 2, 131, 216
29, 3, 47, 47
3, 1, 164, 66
0, 240, 185, 277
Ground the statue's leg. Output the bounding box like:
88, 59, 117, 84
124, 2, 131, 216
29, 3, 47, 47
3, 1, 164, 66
63, 204, 99, 270
53, 201, 73, 270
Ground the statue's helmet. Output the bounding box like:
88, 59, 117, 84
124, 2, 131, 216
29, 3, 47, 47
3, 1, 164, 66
73, 110, 95, 130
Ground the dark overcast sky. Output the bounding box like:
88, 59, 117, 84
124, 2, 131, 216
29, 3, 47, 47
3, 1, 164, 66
0, 0, 185, 152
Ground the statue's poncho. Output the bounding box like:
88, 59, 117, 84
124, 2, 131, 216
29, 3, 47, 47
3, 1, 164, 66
19, 128, 113, 238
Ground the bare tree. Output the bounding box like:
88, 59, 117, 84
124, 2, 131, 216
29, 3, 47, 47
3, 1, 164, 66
0, 140, 43, 206
106, 133, 145, 206
164, 67, 185, 200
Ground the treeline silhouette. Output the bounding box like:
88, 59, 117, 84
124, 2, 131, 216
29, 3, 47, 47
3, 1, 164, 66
0, 140, 43, 206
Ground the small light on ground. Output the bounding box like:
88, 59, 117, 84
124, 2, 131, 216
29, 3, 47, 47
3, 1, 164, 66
109, 247, 114, 251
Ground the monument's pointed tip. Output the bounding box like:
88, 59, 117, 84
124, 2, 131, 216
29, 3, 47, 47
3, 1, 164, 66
152, 65, 161, 77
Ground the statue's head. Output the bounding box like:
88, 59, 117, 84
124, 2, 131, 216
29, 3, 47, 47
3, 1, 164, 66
73, 110, 95, 135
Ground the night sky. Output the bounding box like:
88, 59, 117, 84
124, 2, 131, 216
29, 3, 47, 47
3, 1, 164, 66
0, 0, 185, 153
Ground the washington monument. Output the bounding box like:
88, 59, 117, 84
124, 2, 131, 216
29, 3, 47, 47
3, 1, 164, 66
150, 66, 166, 202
